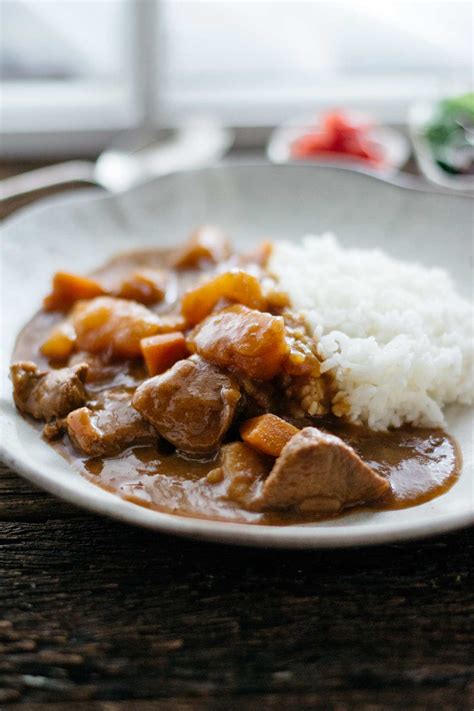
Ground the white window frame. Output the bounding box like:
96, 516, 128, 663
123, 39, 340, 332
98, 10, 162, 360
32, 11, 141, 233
1, 0, 157, 157
1, 0, 472, 157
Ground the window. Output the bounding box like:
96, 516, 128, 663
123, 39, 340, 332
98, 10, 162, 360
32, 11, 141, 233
1, 0, 472, 156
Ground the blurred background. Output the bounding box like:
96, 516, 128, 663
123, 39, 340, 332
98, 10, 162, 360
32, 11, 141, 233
1, 0, 471, 154
0, 0, 473, 204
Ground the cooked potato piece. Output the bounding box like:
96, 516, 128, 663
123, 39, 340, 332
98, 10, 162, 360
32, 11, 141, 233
43, 272, 105, 311
181, 270, 266, 325
40, 321, 76, 361
208, 442, 271, 511
188, 304, 289, 380
141, 332, 189, 376
240, 414, 299, 457
118, 269, 167, 305
153, 312, 188, 333
172, 226, 231, 268
72, 296, 160, 359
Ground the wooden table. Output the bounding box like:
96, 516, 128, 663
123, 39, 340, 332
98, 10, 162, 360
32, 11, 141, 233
1, 162, 473, 709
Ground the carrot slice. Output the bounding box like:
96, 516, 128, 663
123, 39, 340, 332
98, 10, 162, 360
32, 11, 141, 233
44, 272, 105, 312
240, 414, 299, 457
140, 332, 189, 376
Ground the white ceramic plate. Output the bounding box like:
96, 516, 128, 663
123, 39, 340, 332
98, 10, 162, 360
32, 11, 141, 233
1, 164, 473, 548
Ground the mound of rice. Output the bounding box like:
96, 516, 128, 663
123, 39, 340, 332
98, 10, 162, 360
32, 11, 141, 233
271, 234, 474, 430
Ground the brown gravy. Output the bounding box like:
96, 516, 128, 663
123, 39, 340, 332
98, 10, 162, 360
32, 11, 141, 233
12, 248, 462, 526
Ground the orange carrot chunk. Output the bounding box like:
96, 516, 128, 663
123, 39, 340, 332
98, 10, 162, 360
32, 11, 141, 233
140, 332, 189, 376
40, 321, 76, 361
118, 269, 167, 305
240, 414, 300, 457
43, 272, 105, 312
181, 270, 266, 326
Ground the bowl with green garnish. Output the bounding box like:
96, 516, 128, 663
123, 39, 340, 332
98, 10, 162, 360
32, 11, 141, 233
410, 93, 474, 193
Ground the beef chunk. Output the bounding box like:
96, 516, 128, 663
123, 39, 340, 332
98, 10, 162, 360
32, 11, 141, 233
261, 427, 390, 513
132, 355, 241, 453
67, 391, 155, 456
11, 361, 88, 421
207, 442, 271, 511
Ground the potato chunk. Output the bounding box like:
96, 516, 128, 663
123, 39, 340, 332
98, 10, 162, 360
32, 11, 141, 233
188, 304, 289, 380
72, 296, 160, 359
117, 269, 167, 305
240, 414, 299, 457
40, 322, 76, 361
172, 226, 231, 268
207, 442, 271, 511
181, 270, 266, 326
43, 272, 105, 311
152, 313, 188, 334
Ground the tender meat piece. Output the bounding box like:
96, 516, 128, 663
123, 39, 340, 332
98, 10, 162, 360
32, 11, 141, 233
261, 427, 390, 513
67, 391, 155, 456
207, 442, 271, 511
188, 304, 289, 381
10, 361, 88, 421
132, 355, 241, 453
72, 296, 160, 359
172, 226, 231, 268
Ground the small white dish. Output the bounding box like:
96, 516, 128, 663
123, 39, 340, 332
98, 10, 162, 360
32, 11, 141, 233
1, 164, 472, 548
409, 101, 474, 194
267, 113, 410, 177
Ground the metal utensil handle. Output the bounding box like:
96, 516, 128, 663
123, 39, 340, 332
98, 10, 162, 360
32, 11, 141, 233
0, 161, 97, 201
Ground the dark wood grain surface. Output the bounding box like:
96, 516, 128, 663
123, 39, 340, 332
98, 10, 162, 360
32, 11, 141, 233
1, 161, 473, 709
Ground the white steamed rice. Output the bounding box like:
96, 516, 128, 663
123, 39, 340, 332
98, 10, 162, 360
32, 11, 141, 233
271, 234, 474, 430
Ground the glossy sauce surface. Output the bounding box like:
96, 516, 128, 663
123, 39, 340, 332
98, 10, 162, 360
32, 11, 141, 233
13, 248, 462, 525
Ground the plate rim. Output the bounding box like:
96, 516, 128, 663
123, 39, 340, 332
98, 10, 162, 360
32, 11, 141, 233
1, 438, 472, 549
2, 162, 473, 548
3, 160, 473, 234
